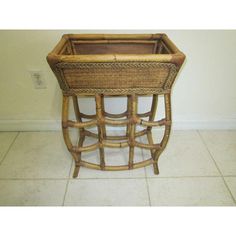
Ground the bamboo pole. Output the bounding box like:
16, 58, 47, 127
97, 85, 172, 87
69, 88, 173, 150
128, 94, 137, 169
76, 113, 96, 119
79, 158, 154, 171
136, 118, 169, 127
134, 141, 160, 150
67, 117, 154, 128
62, 95, 81, 177
101, 95, 107, 138
67, 119, 97, 128
71, 142, 99, 153
72, 96, 86, 177
126, 95, 132, 140
105, 118, 129, 126
148, 95, 158, 129
95, 94, 105, 169
147, 131, 159, 174
72, 95, 85, 145
65, 109, 150, 120
105, 110, 127, 118
102, 140, 129, 148
147, 94, 159, 174
154, 93, 172, 162
84, 129, 147, 140
73, 135, 85, 178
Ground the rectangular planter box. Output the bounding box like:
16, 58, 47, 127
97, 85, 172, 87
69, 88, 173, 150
47, 34, 185, 95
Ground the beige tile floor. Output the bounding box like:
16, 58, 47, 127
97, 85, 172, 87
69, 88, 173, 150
0, 130, 235, 206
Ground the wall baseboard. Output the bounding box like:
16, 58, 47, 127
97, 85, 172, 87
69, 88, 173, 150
0, 119, 236, 131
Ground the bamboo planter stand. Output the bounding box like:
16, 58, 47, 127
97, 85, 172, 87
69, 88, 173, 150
47, 34, 185, 178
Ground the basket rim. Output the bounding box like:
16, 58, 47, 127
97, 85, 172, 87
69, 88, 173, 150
47, 33, 185, 67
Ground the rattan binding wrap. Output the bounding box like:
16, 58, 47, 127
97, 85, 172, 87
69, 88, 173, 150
47, 33, 185, 178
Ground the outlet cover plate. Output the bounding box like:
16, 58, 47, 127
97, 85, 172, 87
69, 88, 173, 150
29, 70, 47, 89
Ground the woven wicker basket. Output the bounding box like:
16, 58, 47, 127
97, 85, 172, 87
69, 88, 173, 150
47, 34, 185, 178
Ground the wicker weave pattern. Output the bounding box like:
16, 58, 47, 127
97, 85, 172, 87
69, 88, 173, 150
56, 62, 177, 92
62, 87, 170, 96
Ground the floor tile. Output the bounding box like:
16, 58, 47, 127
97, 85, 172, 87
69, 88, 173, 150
64, 179, 149, 206
0, 180, 67, 206
199, 131, 236, 175
147, 177, 235, 206
224, 177, 236, 202
0, 132, 18, 163
0, 132, 72, 179
71, 135, 145, 178
143, 130, 220, 177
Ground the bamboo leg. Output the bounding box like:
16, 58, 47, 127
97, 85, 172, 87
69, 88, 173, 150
147, 131, 159, 174
72, 95, 86, 178
128, 94, 137, 169
148, 95, 158, 131
147, 94, 159, 174
101, 95, 107, 138
73, 135, 85, 178
126, 95, 132, 138
72, 96, 82, 122
154, 93, 172, 163
72, 95, 84, 132
62, 95, 82, 178
95, 94, 105, 170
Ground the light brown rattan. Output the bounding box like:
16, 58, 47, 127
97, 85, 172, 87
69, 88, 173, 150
47, 33, 185, 178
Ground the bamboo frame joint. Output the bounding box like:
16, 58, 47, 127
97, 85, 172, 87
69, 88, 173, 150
62, 121, 68, 128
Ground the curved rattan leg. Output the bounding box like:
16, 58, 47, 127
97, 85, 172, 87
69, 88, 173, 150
72, 95, 84, 136
62, 94, 85, 178
72, 95, 86, 177
147, 131, 159, 174
145, 93, 172, 175
147, 94, 159, 174
153, 93, 172, 164
73, 135, 85, 178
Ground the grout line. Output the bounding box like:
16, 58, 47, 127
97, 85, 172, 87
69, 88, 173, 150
144, 169, 152, 206
0, 132, 20, 165
222, 175, 236, 177
0, 175, 234, 181
140, 136, 151, 206
64, 130, 77, 206
221, 176, 236, 205
197, 130, 236, 205
146, 175, 222, 179
0, 178, 69, 181
62, 178, 70, 206
62, 158, 74, 206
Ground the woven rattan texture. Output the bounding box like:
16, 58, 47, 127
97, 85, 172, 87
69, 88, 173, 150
56, 62, 177, 92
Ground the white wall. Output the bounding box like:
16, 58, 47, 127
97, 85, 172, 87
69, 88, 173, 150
0, 30, 236, 130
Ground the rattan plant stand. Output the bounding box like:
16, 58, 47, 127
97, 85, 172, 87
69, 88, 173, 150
47, 34, 185, 178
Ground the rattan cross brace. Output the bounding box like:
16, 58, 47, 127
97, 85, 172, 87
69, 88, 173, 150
62, 93, 171, 178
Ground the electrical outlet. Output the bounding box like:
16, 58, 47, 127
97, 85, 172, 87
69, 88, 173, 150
29, 70, 47, 89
